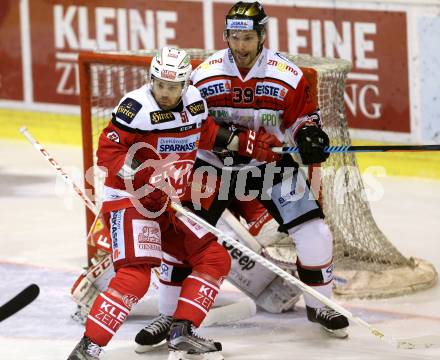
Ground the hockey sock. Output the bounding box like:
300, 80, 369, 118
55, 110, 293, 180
85, 264, 151, 346
303, 282, 333, 309
158, 255, 191, 316
297, 259, 333, 309
288, 219, 334, 309
174, 274, 220, 327
85, 291, 130, 346
159, 283, 182, 316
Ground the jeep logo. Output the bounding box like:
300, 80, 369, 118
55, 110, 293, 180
222, 242, 255, 270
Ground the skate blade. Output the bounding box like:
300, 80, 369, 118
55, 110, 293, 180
135, 339, 167, 353
321, 326, 349, 339
167, 350, 224, 360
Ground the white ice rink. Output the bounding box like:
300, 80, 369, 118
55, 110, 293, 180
1, 140, 439, 360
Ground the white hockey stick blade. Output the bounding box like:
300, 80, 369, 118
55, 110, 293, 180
201, 297, 257, 327
394, 335, 440, 349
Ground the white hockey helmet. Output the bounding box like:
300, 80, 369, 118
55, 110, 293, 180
149, 47, 192, 95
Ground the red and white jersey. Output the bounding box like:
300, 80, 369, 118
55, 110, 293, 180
190, 48, 319, 169
97, 84, 218, 212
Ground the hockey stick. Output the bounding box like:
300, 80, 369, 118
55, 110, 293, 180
19, 128, 256, 326
19, 128, 437, 346
272, 144, 440, 154
0, 284, 40, 322
20, 127, 110, 256
19, 127, 99, 215
171, 202, 440, 349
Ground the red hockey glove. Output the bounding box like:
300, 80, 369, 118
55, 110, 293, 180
142, 187, 170, 212
238, 128, 282, 163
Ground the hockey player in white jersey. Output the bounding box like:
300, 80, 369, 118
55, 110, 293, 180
67, 47, 238, 360
68, 44, 290, 359
134, 1, 349, 349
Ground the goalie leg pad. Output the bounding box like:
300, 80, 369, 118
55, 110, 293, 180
233, 200, 289, 248
254, 275, 302, 313
71, 254, 115, 323
253, 218, 290, 247
218, 240, 302, 313
221, 240, 301, 313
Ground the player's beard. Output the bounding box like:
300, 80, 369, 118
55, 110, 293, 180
157, 96, 180, 111
232, 48, 259, 69
157, 98, 172, 110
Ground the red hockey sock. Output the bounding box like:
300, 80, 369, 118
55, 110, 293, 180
173, 274, 219, 327
84, 291, 130, 346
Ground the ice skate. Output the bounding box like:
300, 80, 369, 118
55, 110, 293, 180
135, 313, 173, 353
306, 305, 349, 338
67, 336, 103, 360
167, 320, 223, 360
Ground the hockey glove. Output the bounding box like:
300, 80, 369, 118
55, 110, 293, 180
238, 128, 282, 163
142, 187, 170, 212
296, 124, 330, 165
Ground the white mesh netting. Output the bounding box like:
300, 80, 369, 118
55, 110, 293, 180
82, 49, 437, 299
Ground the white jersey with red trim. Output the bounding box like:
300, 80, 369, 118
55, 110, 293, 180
190, 48, 319, 169
97, 84, 212, 211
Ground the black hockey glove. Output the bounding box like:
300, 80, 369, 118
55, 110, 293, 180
296, 124, 330, 165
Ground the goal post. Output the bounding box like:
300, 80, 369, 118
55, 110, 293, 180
78, 49, 437, 298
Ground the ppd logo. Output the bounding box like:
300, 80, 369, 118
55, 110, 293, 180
160, 263, 170, 277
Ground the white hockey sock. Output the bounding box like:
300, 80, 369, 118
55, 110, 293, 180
288, 219, 334, 309
158, 282, 181, 316
302, 282, 333, 309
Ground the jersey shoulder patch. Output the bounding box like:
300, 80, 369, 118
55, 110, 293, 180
191, 49, 228, 85
265, 51, 303, 88
184, 86, 207, 118
186, 100, 205, 116
115, 97, 142, 124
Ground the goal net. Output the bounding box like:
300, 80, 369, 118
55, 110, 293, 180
78, 49, 437, 299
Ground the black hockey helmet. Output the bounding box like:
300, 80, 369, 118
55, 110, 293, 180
224, 1, 269, 38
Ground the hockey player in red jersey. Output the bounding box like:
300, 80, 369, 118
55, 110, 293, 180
134, 1, 349, 348
191, 1, 349, 337
67, 46, 283, 360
